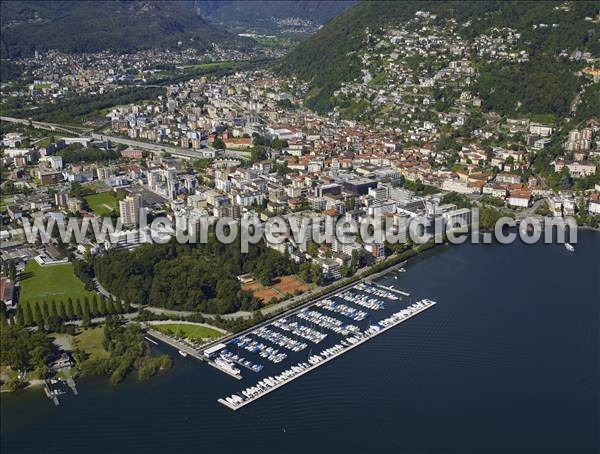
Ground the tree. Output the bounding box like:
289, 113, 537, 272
41, 303, 50, 323
81, 298, 90, 321
49, 300, 58, 319
74, 298, 83, 317
22, 302, 33, 326
558, 167, 572, 190
8, 260, 16, 283
212, 138, 225, 149
5, 377, 26, 392
35, 364, 49, 379
57, 300, 66, 319
82, 311, 91, 328
65, 298, 74, 319
31, 302, 42, 325
480, 206, 502, 230
88, 296, 96, 316
98, 297, 107, 315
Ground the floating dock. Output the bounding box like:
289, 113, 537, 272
371, 281, 410, 297
218, 299, 437, 411
208, 360, 243, 380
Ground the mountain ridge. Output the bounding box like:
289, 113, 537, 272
277, 1, 600, 114
1, 1, 250, 58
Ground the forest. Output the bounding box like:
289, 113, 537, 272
58, 144, 120, 164
475, 57, 580, 119
4, 86, 164, 124
93, 233, 298, 314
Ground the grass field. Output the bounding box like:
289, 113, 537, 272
182, 61, 242, 71
0, 194, 16, 208
84, 192, 119, 216
153, 323, 224, 341
19, 260, 95, 305
73, 327, 109, 360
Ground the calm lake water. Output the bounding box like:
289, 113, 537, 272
2, 232, 599, 454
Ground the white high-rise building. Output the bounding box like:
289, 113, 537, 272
119, 194, 142, 226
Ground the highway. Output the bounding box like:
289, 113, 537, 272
90, 132, 219, 160
0, 115, 93, 136
1, 115, 249, 161
92, 133, 250, 161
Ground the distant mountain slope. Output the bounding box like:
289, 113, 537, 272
1, 1, 250, 58
278, 0, 599, 113
196, 0, 356, 35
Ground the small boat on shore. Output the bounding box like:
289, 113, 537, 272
144, 336, 158, 345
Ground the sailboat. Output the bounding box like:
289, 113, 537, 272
175, 323, 188, 356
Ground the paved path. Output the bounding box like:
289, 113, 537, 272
516, 198, 547, 221
146, 320, 228, 334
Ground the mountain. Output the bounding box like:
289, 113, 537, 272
0, 1, 250, 58
195, 1, 356, 36
278, 1, 600, 113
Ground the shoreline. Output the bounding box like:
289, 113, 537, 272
5, 231, 597, 395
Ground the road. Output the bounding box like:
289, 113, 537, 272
0, 115, 92, 136
1, 115, 250, 161
91, 133, 250, 161
516, 197, 547, 221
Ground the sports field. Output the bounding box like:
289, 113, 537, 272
19, 260, 95, 305
84, 192, 119, 216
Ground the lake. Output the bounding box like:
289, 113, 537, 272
2, 232, 598, 454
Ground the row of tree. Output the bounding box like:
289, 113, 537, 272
16, 296, 130, 328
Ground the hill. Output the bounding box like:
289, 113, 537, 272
277, 1, 599, 114
196, 1, 356, 36
0, 1, 250, 58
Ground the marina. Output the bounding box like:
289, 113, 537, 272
218, 299, 437, 410
4, 232, 598, 454
204, 280, 434, 386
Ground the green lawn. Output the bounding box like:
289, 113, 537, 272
19, 260, 95, 305
153, 323, 224, 341
84, 192, 119, 216
182, 61, 241, 71
73, 327, 109, 360
0, 194, 16, 207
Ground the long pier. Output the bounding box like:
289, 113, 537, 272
371, 281, 410, 297
218, 300, 436, 411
